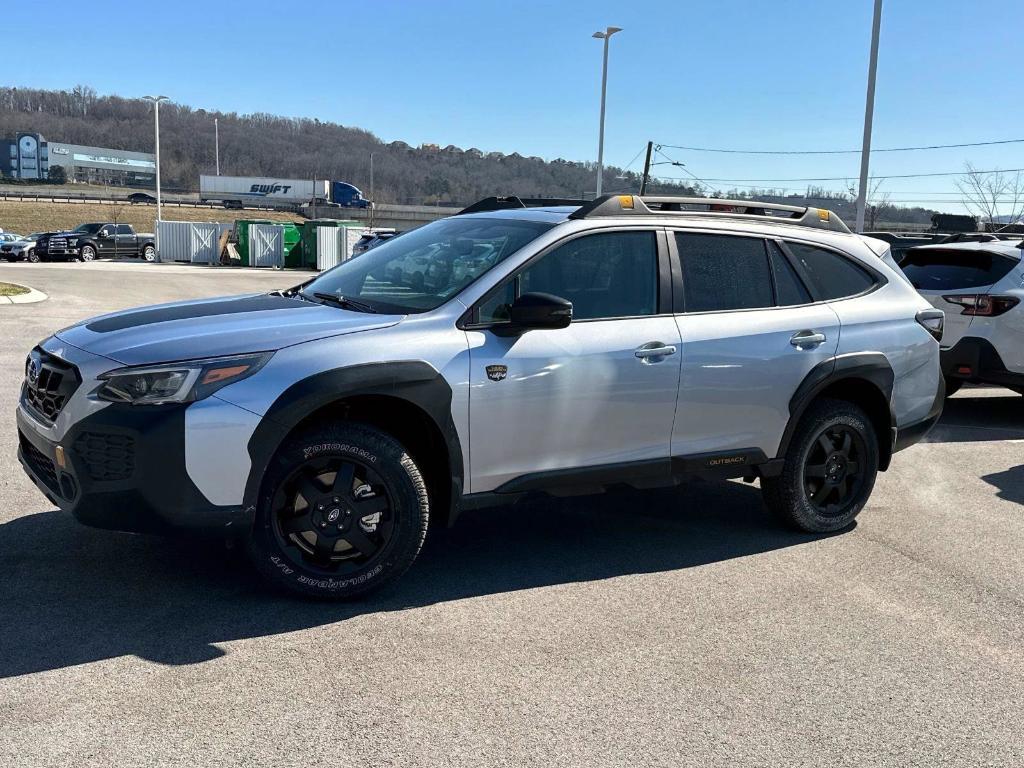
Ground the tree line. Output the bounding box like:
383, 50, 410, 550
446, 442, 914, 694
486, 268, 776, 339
0, 85, 939, 224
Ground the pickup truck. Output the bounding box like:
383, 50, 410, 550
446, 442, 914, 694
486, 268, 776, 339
35, 222, 157, 262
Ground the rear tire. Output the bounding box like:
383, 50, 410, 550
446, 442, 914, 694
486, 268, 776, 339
762, 398, 879, 533
944, 378, 963, 397
247, 422, 429, 599
142, 244, 156, 262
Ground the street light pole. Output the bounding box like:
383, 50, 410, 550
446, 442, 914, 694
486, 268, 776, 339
855, 0, 883, 233
215, 117, 220, 176
143, 95, 168, 254
592, 26, 622, 198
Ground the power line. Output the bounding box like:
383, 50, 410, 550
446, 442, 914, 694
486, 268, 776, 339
651, 167, 1024, 183
656, 137, 1024, 155
619, 145, 647, 173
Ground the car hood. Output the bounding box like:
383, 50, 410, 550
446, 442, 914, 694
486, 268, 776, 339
55, 293, 402, 366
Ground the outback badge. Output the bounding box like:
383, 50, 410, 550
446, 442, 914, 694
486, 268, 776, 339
486, 364, 508, 382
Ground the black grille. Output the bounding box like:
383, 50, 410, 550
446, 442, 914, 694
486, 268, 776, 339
20, 433, 60, 495
73, 432, 136, 482
24, 349, 80, 424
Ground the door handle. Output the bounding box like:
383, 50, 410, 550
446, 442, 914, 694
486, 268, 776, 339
635, 343, 677, 359
790, 330, 827, 348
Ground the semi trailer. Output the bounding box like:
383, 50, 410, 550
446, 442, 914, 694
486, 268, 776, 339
199, 175, 371, 209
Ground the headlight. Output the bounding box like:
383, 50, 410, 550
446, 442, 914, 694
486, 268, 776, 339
96, 352, 272, 405
67, 238, 79, 246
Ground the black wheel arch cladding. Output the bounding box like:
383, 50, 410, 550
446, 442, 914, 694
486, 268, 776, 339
779, 353, 896, 470
244, 361, 464, 527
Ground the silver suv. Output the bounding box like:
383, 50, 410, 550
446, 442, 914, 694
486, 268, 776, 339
17, 195, 945, 599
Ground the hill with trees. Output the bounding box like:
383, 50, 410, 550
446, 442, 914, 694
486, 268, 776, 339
0, 85, 938, 225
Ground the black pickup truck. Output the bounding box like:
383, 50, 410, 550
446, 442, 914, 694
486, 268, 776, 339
35, 222, 157, 262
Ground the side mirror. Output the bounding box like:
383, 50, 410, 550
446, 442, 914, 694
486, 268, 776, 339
508, 292, 572, 330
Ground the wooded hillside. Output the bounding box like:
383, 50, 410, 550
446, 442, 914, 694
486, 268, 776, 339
0, 85, 937, 224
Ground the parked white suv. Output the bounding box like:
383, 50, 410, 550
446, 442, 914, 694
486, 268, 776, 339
17, 194, 945, 599
900, 241, 1023, 396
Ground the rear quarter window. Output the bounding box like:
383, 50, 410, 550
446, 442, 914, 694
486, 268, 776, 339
899, 248, 1019, 291
786, 242, 879, 300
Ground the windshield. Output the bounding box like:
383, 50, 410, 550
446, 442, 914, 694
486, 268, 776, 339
72, 223, 105, 234
303, 217, 554, 313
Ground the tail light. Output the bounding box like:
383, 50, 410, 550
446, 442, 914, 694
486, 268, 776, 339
915, 308, 944, 342
942, 294, 1020, 316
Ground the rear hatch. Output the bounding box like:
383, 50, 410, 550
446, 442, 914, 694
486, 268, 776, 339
899, 246, 1021, 347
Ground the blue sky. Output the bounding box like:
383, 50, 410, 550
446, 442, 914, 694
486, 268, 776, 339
6, 0, 1022, 211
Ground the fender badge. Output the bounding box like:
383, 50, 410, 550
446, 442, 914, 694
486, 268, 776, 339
486, 364, 508, 382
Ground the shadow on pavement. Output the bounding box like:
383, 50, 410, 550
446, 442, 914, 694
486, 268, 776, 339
982, 465, 1024, 506
0, 480, 831, 678
926, 390, 1024, 444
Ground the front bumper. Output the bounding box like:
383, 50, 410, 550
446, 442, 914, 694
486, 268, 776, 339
17, 401, 248, 536
941, 337, 1024, 390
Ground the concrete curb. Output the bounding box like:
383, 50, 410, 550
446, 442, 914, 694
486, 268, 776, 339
0, 283, 48, 305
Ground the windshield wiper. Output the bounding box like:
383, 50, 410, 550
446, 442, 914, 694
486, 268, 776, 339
308, 291, 378, 313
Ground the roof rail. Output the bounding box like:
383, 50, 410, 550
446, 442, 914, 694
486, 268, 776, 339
457, 196, 586, 215
569, 194, 851, 233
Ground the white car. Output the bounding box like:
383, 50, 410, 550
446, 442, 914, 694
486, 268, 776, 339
0, 233, 43, 262
900, 241, 1024, 396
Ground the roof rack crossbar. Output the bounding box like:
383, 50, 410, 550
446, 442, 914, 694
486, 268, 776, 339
568, 194, 851, 233
457, 196, 586, 215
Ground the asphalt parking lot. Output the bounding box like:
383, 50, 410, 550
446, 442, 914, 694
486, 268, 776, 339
0, 261, 1021, 767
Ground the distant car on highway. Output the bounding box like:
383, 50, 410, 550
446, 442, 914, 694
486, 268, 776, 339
0, 233, 43, 262
127, 192, 157, 204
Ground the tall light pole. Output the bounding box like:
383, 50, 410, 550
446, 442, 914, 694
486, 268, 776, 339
143, 95, 168, 254
592, 26, 622, 197
855, 0, 883, 233
214, 117, 220, 176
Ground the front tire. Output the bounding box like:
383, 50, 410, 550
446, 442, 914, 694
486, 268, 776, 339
247, 422, 429, 599
80, 245, 96, 262
762, 398, 879, 533
27, 249, 39, 263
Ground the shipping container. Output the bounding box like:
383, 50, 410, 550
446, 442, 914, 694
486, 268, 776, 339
200, 175, 330, 206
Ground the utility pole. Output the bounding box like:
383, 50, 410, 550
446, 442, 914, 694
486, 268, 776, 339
592, 26, 622, 197
640, 140, 654, 195
855, 0, 883, 233
215, 118, 220, 176
143, 95, 168, 255
369, 152, 375, 229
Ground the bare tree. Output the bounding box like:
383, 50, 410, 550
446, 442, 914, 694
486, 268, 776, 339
957, 163, 1024, 228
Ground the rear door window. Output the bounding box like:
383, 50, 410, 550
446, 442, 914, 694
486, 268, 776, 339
899, 248, 1019, 290
677, 233, 773, 312
785, 242, 878, 300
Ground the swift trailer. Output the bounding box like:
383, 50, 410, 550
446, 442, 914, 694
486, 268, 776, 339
200, 176, 372, 210
200, 175, 330, 209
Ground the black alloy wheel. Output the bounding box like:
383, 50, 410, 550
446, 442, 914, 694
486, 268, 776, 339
761, 398, 879, 533
272, 457, 394, 572
802, 424, 868, 517
247, 422, 429, 599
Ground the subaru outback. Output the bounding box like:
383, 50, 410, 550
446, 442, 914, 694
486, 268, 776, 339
17, 195, 946, 599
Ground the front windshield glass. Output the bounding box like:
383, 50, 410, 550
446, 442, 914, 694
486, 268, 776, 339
303, 217, 553, 313
73, 223, 104, 234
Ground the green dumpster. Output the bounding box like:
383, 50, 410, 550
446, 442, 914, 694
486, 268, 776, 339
280, 222, 304, 268
301, 219, 360, 269
234, 219, 274, 266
